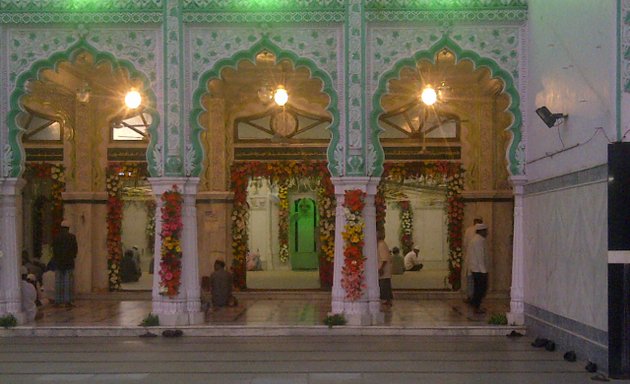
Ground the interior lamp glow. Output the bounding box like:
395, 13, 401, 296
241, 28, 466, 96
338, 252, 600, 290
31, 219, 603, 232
421, 86, 437, 106
125, 90, 142, 109
273, 86, 288, 106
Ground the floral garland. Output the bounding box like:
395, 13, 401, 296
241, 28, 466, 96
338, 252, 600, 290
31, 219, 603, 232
24, 163, 65, 249
375, 181, 386, 239
230, 161, 336, 289
158, 185, 183, 297
105, 162, 147, 290
398, 200, 414, 255
380, 161, 465, 290
145, 200, 156, 255
316, 174, 336, 288
277, 183, 289, 264
341, 189, 366, 301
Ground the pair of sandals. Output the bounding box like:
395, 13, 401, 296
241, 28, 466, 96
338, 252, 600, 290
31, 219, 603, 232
139, 329, 184, 338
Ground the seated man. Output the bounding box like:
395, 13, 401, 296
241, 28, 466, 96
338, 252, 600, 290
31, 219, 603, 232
391, 247, 405, 275
404, 246, 423, 271
209, 260, 234, 308
20, 267, 40, 322
120, 249, 141, 283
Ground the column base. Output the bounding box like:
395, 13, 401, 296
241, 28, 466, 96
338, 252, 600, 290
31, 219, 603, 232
331, 300, 384, 325
158, 311, 204, 326
507, 311, 524, 326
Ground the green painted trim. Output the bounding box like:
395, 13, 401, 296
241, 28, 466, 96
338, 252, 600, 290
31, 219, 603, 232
0, 0, 163, 12
161, 1, 169, 175
344, 1, 350, 176
6, 40, 159, 178
365, 0, 527, 11
370, 36, 523, 177
181, 0, 344, 12
617, 0, 622, 141
178, 1, 185, 171
189, 36, 340, 177
360, 3, 367, 175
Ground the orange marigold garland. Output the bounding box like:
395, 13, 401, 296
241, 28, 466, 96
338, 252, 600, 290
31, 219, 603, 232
159, 185, 183, 297
341, 189, 366, 301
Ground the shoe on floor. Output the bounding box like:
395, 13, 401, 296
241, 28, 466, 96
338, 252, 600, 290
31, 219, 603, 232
531, 337, 549, 348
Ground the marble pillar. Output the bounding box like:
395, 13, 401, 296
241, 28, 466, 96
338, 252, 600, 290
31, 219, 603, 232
0, 178, 26, 322
196, 191, 233, 279
507, 175, 527, 325
148, 177, 203, 325
330, 177, 383, 325
62, 192, 108, 293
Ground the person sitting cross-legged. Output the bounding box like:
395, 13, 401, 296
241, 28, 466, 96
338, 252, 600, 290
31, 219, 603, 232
404, 246, 423, 271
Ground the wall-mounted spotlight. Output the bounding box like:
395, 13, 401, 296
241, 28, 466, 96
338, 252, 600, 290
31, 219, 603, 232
536, 106, 567, 128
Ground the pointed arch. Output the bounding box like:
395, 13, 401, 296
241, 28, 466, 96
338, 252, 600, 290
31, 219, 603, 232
190, 36, 341, 177
371, 36, 523, 177
6, 40, 160, 177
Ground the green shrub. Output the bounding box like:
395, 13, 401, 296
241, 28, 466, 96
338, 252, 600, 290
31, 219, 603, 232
139, 313, 159, 327
0, 314, 18, 329
488, 313, 508, 325
323, 314, 347, 328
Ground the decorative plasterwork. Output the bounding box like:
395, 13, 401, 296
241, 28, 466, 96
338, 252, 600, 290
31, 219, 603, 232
182, 11, 343, 24
5, 34, 160, 177
187, 29, 342, 177
365, 0, 527, 22
622, 0, 630, 92
182, 0, 344, 11
0, 12, 162, 24
369, 26, 521, 88
345, 0, 367, 176
0, 0, 163, 11
366, 0, 527, 7
0, 1, 162, 24
370, 36, 524, 176
181, 0, 344, 23
163, 0, 183, 176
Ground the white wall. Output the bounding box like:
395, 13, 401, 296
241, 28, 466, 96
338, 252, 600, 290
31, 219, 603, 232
526, 0, 617, 182
523, 0, 617, 333
524, 181, 608, 330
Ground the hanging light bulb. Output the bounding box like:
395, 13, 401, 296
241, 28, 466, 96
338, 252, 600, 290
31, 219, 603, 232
273, 85, 288, 106
125, 89, 142, 109
421, 85, 437, 106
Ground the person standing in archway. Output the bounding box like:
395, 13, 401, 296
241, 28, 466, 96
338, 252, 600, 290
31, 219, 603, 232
51, 220, 78, 308
377, 233, 393, 308
468, 223, 489, 314
463, 216, 484, 303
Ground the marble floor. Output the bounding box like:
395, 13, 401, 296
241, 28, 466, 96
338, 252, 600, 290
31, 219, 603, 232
27, 291, 511, 329
0, 334, 618, 384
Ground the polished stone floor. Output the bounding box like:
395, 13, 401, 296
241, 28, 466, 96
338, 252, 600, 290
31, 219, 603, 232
0, 335, 618, 384
29, 291, 510, 328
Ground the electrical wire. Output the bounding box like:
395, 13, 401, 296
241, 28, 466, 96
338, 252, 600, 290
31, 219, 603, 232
526, 126, 612, 165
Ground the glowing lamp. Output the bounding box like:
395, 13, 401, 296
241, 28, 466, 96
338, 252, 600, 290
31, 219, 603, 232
421, 86, 437, 106
273, 86, 288, 106
125, 90, 142, 109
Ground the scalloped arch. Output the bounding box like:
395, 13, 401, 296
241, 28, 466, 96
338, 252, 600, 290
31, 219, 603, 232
190, 36, 340, 177
370, 36, 523, 177
6, 40, 160, 178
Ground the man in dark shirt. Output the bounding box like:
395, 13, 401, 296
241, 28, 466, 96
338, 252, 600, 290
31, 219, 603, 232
209, 260, 233, 308
51, 220, 78, 308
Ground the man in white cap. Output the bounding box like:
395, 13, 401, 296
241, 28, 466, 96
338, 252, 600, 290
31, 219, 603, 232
463, 216, 484, 302
404, 246, 423, 271
468, 222, 489, 314
51, 220, 78, 308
